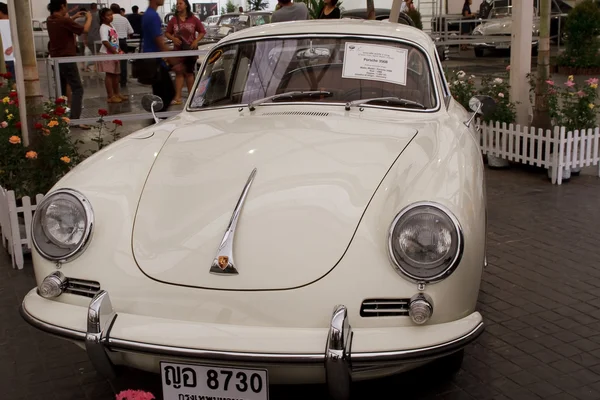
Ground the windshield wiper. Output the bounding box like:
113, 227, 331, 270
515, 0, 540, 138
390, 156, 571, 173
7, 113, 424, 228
248, 91, 333, 111
345, 97, 426, 111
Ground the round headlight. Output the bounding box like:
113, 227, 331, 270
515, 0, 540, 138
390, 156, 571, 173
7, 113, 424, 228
32, 189, 93, 262
388, 202, 463, 283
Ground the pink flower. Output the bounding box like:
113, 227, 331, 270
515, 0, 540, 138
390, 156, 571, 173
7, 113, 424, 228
565, 80, 575, 87
549, 89, 557, 94
586, 78, 599, 85
0, 121, 7, 128
506, 65, 511, 71
115, 390, 155, 400
577, 90, 586, 97
546, 80, 554, 86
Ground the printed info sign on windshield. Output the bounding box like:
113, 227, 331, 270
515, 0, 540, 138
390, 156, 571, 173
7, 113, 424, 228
342, 42, 408, 86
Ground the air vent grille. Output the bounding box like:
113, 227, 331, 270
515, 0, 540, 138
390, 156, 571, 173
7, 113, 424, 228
360, 299, 411, 317
260, 111, 330, 117
64, 278, 101, 298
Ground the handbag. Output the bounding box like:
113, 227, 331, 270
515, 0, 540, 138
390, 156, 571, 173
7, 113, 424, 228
176, 16, 193, 51
131, 30, 161, 85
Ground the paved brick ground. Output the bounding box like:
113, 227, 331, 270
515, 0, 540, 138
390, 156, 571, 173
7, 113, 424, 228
1, 165, 600, 400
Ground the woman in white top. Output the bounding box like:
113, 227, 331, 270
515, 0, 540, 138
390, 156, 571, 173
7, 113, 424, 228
97, 8, 127, 103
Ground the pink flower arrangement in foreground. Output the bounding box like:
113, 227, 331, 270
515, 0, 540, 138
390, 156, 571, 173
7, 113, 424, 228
115, 390, 155, 400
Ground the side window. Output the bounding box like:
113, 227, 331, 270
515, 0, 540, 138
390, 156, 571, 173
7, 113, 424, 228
192, 47, 239, 107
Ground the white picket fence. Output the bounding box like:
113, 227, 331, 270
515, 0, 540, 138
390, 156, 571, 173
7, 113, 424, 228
477, 120, 600, 185
0, 188, 44, 269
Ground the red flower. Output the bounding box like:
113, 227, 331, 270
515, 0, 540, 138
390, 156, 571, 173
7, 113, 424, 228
3, 72, 12, 80
9, 91, 17, 98
55, 98, 65, 105
15, 122, 21, 130
112, 119, 123, 126
41, 113, 51, 119
98, 109, 108, 117
34, 122, 43, 129
54, 106, 66, 116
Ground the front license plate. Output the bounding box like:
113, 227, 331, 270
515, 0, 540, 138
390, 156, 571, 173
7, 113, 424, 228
161, 361, 269, 400
496, 42, 510, 49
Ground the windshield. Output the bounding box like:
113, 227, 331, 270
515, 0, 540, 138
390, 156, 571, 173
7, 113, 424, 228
219, 15, 239, 25
250, 14, 270, 25
490, 7, 511, 18
189, 37, 437, 111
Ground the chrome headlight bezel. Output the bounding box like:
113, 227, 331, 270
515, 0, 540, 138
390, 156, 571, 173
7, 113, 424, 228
388, 202, 463, 283
32, 188, 94, 263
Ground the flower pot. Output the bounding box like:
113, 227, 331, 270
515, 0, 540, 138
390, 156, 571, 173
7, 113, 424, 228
547, 153, 572, 182
487, 155, 510, 169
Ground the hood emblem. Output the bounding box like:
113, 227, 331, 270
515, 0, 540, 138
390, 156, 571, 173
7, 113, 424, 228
210, 168, 257, 275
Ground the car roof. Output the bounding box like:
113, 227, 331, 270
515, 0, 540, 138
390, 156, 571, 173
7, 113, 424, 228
221, 19, 435, 51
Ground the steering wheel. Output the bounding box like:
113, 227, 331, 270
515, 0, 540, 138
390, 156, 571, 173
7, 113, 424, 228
342, 87, 396, 102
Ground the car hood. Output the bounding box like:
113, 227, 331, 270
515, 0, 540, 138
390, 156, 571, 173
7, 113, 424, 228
475, 17, 539, 35
132, 111, 418, 290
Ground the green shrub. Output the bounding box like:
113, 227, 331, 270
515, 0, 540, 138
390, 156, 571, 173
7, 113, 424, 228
557, 0, 600, 68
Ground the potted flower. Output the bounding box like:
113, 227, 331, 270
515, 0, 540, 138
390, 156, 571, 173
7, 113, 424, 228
546, 75, 600, 178
476, 67, 517, 168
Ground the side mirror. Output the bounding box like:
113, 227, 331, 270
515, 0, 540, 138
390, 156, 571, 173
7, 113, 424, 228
142, 94, 164, 124
464, 95, 496, 127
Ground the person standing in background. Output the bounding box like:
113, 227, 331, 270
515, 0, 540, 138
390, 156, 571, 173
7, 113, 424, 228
110, 3, 133, 88
88, 3, 101, 54
74, 7, 93, 72
143, 0, 175, 110
0, 3, 14, 79
318, 0, 340, 19
126, 5, 143, 38
271, 0, 308, 22
97, 7, 126, 103
120, 8, 126, 16
165, 0, 205, 105
47, 0, 93, 129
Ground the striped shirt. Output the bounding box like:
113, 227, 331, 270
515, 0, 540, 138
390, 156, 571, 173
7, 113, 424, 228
111, 14, 133, 39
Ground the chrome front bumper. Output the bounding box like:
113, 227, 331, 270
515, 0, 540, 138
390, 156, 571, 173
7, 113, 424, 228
21, 290, 484, 400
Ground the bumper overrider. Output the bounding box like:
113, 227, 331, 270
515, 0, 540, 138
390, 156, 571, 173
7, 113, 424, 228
21, 290, 484, 400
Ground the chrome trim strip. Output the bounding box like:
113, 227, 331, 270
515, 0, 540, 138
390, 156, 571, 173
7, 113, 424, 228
19, 303, 87, 342
209, 168, 257, 275
387, 201, 464, 284
351, 321, 484, 364
187, 33, 442, 114
85, 290, 117, 379
20, 300, 484, 365
325, 305, 353, 400
31, 188, 94, 263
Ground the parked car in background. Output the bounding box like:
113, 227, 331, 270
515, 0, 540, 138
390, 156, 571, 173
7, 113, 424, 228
206, 11, 272, 41
204, 14, 220, 27
471, 0, 571, 57
433, 0, 571, 42
32, 19, 49, 58
21, 19, 490, 400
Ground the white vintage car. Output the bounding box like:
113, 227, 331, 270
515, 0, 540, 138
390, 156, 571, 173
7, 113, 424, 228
21, 20, 491, 400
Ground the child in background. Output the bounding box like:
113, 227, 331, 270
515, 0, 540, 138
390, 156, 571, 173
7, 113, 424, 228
97, 8, 127, 103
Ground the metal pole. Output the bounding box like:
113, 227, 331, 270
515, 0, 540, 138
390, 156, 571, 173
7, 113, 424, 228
8, 0, 30, 146
389, 0, 401, 24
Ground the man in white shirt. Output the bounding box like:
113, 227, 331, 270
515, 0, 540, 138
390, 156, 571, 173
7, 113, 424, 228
0, 3, 14, 79
110, 3, 133, 87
